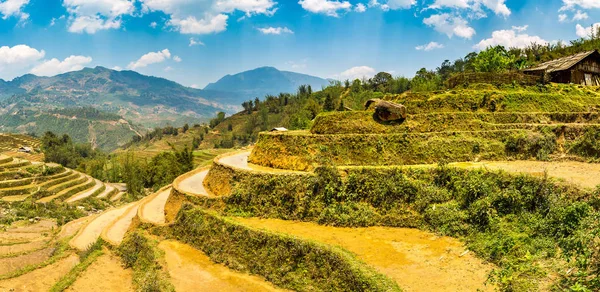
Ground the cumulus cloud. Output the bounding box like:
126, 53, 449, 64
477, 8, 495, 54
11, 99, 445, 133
0, 44, 45, 67
30, 55, 92, 76
173, 55, 182, 62
298, 0, 352, 17
338, 66, 376, 80
572, 10, 588, 20
257, 26, 293, 35
140, 0, 276, 35
561, 0, 600, 11
149, 21, 157, 28
576, 23, 600, 38
474, 27, 548, 50
423, 13, 476, 39
511, 25, 528, 32
0, 0, 30, 21
63, 0, 135, 34
127, 49, 171, 70
415, 41, 445, 51
167, 14, 228, 34
189, 38, 205, 46
559, 14, 568, 22
354, 3, 366, 12
430, 0, 510, 17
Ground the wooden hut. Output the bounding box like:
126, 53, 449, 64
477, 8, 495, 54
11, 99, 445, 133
523, 50, 600, 86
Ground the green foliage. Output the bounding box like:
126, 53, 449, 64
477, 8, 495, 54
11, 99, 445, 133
472, 46, 514, 73
41, 131, 102, 169
118, 231, 174, 292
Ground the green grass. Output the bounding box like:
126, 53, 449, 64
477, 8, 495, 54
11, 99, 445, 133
50, 239, 105, 292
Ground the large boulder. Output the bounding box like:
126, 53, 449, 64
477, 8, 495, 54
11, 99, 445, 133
364, 99, 407, 123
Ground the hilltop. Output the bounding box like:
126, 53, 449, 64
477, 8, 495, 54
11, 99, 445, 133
204, 66, 330, 101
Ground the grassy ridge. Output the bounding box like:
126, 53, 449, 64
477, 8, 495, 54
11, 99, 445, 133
250, 130, 556, 171
167, 205, 401, 292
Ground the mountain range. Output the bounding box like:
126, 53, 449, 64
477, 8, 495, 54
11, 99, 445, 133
0, 66, 329, 150
204, 66, 330, 101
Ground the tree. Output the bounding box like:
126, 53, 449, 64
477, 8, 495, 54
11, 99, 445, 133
182, 123, 189, 133
371, 72, 393, 91
472, 46, 513, 73
324, 93, 335, 111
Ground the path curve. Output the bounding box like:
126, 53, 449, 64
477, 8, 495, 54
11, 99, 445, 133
65, 179, 104, 203
70, 203, 136, 251
102, 203, 141, 246
138, 187, 172, 225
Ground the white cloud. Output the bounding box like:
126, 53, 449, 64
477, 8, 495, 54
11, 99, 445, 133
112, 66, 122, 70
0, 44, 45, 67
173, 55, 182, 62
0, 0, 29, 21
63, 0, 135, 34
423, 13, 476, 39
149, 21, 157, 28
189, 38, 205, 46
559, 13, 568, 22
338, 66, 376, 80
354, 3, 366, 12
511, 25, 528, 32
213, 0, 277, 16
127, 49, 171, 70
369, 0, 414, 10
415, 41, 445, 51
168, 14, 228, 34
30, 55, 92, 76
572, 10, 588, 20
561, 0, 600, 11
474, 27, 548, 50
164, 66, 173, 72
298, 0, 352, 17
430, 0, 510, 17
257, 26, 294, 35
67, 15, 121, 33
576, 23, 600, 38
190, 84, 200, 89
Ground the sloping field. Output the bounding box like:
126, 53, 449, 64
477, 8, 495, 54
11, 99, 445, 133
234, 217, 493, 291
159, 240, 283, 291
65, 252, 134, 292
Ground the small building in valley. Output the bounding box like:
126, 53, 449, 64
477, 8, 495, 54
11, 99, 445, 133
523, 50, 600, 86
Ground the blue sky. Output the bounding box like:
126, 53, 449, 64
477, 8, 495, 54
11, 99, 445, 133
0, 0, 599, 88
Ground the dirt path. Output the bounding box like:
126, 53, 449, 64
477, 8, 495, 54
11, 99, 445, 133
138, 188, 171, 224
65, 179, 104, 203
58, 215, 95, 240
70, 203, 135, 251
96, 184, 116, 199
219, 151, 302, 174
66, 251, 134, 292
102, 203, 140, 245
454, 160, 600, 189
177, 170, 209, 195
234, 218, 494, 292
158, 240, 283, 292
0, 254, 79, 291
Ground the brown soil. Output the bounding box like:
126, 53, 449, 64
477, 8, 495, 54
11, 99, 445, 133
0, 246, 55, 276
158, 240, 283, 292
70, 203, 135, 251
139, 188, 171, 224
0, 254, 79, 291
58, 215, 94, 240
6, 219, 57, 233
66, 251, 134, 292
177, 170, 209, 195
234, 218, 495, 292
454, 160, 600, 189
102, 203, 140, 245
0, 232, 50, 244
0, 240, 47, 256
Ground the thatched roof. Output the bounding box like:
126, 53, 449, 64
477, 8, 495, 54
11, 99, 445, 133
524, 50, 599, 73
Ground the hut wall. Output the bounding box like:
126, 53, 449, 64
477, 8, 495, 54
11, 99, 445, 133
572, 55, 600, 86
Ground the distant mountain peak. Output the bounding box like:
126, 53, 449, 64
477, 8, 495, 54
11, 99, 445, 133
203, 66, 329, 99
